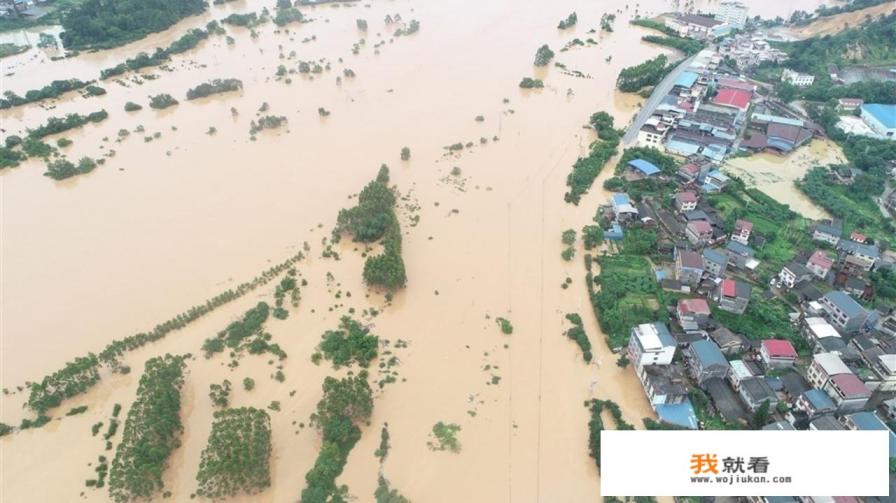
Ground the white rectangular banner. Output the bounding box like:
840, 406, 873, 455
601, 430, 889, 497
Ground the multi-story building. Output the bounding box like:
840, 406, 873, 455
760, 339, 797, 368
823, 373, 871, 412
806, 250, 833, 279
677, 298, 711, 331
685, 340, 730, 385
731, 219, 752, 245
820, 291, 869, 334
675, 248, 704, 286
674, 191, 698, 212
781, 69, 815, 87
807, 352, 852, 389
715, 278, 751, 314
778, 261, 809, 289
795, 389, 836, 417
716, 1, 748, 28
702, 248, 727, 278
628, 322, 677, 368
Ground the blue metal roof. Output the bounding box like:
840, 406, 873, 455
726, 240, 754, 256
674, 71, 699, 89
803, 389, 835, 410
691, 339, 728, 368
653, 322, 676, 347
628, 159, 661, 176
703, 248, 727, 265
612, 193, 630, 205
656, 399, 699, 429
862, 103, 896, 129
823, 291, 865, 318
847, 412, 896, 457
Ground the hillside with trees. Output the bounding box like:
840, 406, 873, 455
60, 0, 208, 49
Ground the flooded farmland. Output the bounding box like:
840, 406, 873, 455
1, 0, 830, 501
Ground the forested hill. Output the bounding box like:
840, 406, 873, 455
60, 0, 208, 49
777, 11, 896, 75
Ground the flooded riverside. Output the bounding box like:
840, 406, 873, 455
723, 138, 842, 220
1, 0, 829, 501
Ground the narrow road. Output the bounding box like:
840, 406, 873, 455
622, 53, 699, 145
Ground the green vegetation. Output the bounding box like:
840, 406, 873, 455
28, 110, 108, 139
642, 35, 703, 56
274, 8, 304, 27
557, 12, 577, 30
44, 156, 98, 180
109, 355, 187, 503
587, 399, 633, 469
84, 84, 107, 96
713, 294, 802, 352
25, 252, 304, 414
60, 0, 208, 49
519, 77, 544, 89
250, 115, 288, 134
22, 137, 54, 158
1, 79, 90, 109
124, 102, 142, 112
630, 18, 678, 36
334, 165, 407, 289
393, 19, 420, 37
315, 316, 379, 368
201, 302, 283, 360
66, 405, 89, 416
617, 54, 672, 93
427, 422, 461, 452
375, 476, 411, 503
798, 166, 894, 241
223, 12, 265, 28
209, 380, 232, 408
375, 423, 390, 459
0, 147, 26, 169
565, 111, 621, 204
400, 146, 411, 161
0, 423, 10, 437
564, 313, 592, 362
243, 377, 255, 391
587, 254, 664, 349
0, 42, 28, 59
301, 373, 374, 502
495, 317, 513, 335
356, 18, 368, 31
186, 78, 243, 100
149, 93, 178, 109
196, 407, 272, 498
100, 27, 218, 80
534, 44, 554, 67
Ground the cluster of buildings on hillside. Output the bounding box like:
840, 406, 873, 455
664, 2, 749, 41
602, 154, 896, 486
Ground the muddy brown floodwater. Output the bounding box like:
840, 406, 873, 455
1, 0, 828, 501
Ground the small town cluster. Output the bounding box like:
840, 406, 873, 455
600, 3, 896, 495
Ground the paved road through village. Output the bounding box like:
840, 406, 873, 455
622, 53, 699, 145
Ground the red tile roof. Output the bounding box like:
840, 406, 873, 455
850, 231, 866, 243
676, 191, 698, 203
721, 279, 736, 298
808, 250, 833, 269
678, 298, 710, 315
735, 219, 753, 232
680, 163, 700, 174
688, 220, 712, 235
762, 339, 797, 359
830, 373, 870, 398
713, 88, 752, 111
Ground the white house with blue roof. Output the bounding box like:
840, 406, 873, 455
628, 322, 677, 367
860, 103, 895, 140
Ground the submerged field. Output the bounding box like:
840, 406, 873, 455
0, 0, 828, 501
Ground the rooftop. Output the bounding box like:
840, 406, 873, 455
741, 377, 777, 403
810, 414, 844, 430
703, 248, 727, 265
675, 191, 698, 203
813, 352, 851, 376
678, 249, 703, 269
627, 159, 661, 176
762, 339, 797, 359
675, 13, 723, 28
726, 240, 754, 256
688, 220, 712, 235
678, 298, 710, 316
862, 103, 896, 129
802, 389, 835, 411
674, 71, 699, 89
712, 88, 751, 111
808, 250, 834, 269
822, 291, 866, 318
655, 400, 699, 429
829, 373, 870, 398
633, 322, 676, 350
690, 339, 728, 368
805, 317, 840, 340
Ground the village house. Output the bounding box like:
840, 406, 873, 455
728, 359, 755, 391
837, 98, 863, 112
686, 339, 730, 385
625, 159, 663, 180
836, 239, 880, 272
636, 122, 668, 148
806, 250, 834, 279
610, 193, 639, 223
714, 278, 751, 314
860, 103, 896, 140
685, 220, 713, 246
738, 377, 778, 412
674, 191, 698, 212
795, 389, 836, 418
628, 322, 677, 368
861, 351, 896, 392
702, 170, 730, 193
731, 219, 752, 245
807, 352, 852, 389
809, 414, 845, 431
702, 248, 728, 278
823, 373, 871, 412
677, 162, 702, 182
812, 220, 842, 246
710, 326, 746, 356
665, 13, 724, 40
802, 317, 842, 353
677, 298, 712, 331
638, 363, 689, 406
781, 68, 815, 87
820, 290, 869, 334
725, 239, 756, 270
675, 248, 705, 286
760, 339, 797, 368
778, 261, 810, 289
883, 398, 896, 420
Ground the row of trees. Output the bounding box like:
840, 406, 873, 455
616, 54, 671, 93
196, 407, 272, 498
564, 111, 621, 204
25, 251, 304, 414
60, 0, 208, 49
28, 110, 108, 139
301, 374, 374, 502
564, 313, 593, 362
101, 23, 222, 80
334, 165, 407, 289
0, 79, 90, 109
201, 302, 271, 357
108, 355, 187, 502
186, 78, 244, 100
